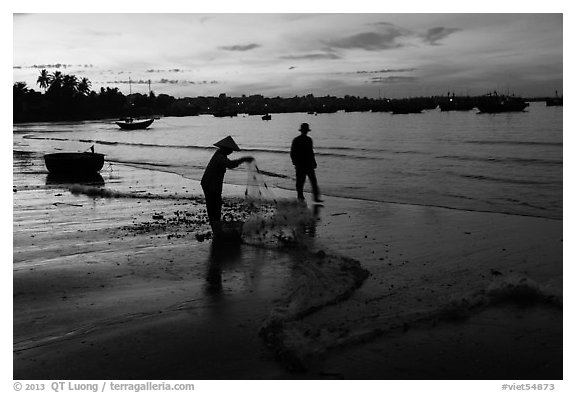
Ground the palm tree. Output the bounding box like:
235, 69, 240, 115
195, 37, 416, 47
36, 69, 50, 93
13, 82, 29, 96
13, 82, 30, 120
77, 77, 92, 96
62, 74, 79, 95
49, 71, 63, 90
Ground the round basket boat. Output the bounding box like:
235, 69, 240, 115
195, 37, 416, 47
44, 152, 105, 174
115, 118, 154, 130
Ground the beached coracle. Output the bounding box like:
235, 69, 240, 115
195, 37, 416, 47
44, 152, 105, 174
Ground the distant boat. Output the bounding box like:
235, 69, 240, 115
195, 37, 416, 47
546, 91, 563, 107
476, 95, 528, 113
315, 107, 338, 114
389, 99, 424, 114
439, 98, 476, 112
213, 110, 238, 118
44, 152, 105, 174
115, 118, 154, 130
370, 100, 391, 112
546, 97, 563, 107
391, 108, 422, 114
261, 114, 271, 120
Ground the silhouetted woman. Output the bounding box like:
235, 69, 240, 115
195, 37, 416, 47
201, 136, 253, 231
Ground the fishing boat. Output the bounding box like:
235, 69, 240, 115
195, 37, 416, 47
44, 152, 105, 174
115, 118, 154, 130
439, 97, 476, 111
389, 99, 424, 114
476, 95, 529, 113
213, 109, 238, 118
546, 91, 563, 107
546, 97, 563, 107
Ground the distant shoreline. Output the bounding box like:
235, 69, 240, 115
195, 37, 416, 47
14, 71, 560, 123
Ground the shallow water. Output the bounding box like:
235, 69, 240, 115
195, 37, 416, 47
13, 106, 563, 374
13, 102, 562, 219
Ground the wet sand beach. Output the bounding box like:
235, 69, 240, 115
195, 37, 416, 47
13, 151, 562, 380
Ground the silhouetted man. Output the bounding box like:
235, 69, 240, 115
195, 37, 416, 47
201, 136, 253, 231
290, 123, 322, 203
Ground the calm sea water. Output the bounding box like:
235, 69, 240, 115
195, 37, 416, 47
13, 102, 562, 220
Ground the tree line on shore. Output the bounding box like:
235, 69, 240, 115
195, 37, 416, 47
14, 70, 553, 123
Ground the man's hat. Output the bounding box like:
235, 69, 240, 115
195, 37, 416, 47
299, 123, 311, 132
214, 136, 240, 151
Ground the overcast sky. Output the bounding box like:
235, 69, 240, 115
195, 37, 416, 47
13, 13, 563, 98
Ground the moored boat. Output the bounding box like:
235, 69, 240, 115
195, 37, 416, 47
546, 91, 563, 107
212, 109, 238, 118
546, 97, 563, 107
439, 97, 476, 111
476, 95, 528, 113
389, 99, 424, 114
44, 152, 105, 174
115, 118, 154, 130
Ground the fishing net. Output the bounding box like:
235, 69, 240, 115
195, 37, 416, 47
242, 160, 316, 247
244, 160, 277, 205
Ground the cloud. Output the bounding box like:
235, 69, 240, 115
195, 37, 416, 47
326, 23, 411, 51
106, 79, 219, 85
219, 43, 261, 51
18, 64, 71, 69
326, 23, 460, 50
14, 64, 94, 69
146, 69, 185, 73
106, 79, 152, 85
369, 76, 419, 84
421, 27, 461, 45
353, 68, 416, 74
371, 21, 396, 27
83, 29, 122, 37
327, 32, 404, 51
280, 52, 341, 60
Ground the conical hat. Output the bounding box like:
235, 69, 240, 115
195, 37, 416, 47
214, 136, 240, 151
